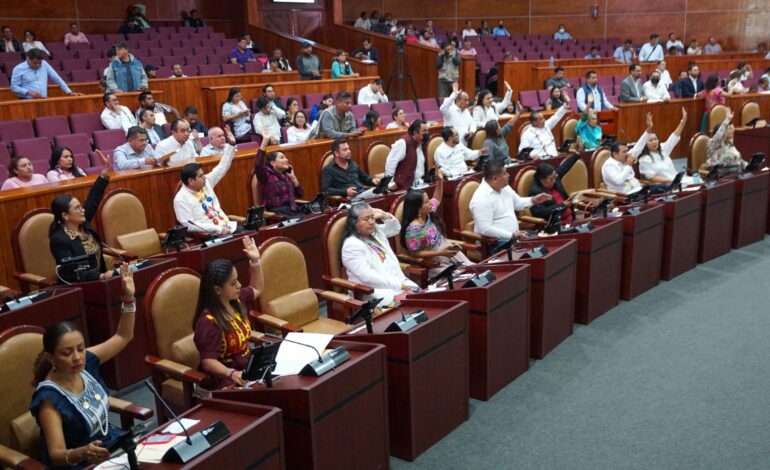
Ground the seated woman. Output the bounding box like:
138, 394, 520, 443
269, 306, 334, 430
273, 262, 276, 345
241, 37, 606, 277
331, 50, 359, 79
400, 170, 472, 277
639, 107, 688, 184
362, 110, 381, 131
221, 87, 252, 143
341, 203, 419, 306
575, 104, 602, 151
544, 86, 566, 111
310, 94, 333, 123
49, 150, 112, 283
528, 152, 580, 224
1, 156, 49, 190
707, 109, 746, 172
47, 146, 87, 182
472, 83, 513, 126
30, 265, 136, 468
286, 110, 317, 144
282, 97, 300, 127
385, 107, 408, 130
726, 70, 748, 95
193, 237, 263, 389
482, 107, 520, 163
253, 131, 304, 215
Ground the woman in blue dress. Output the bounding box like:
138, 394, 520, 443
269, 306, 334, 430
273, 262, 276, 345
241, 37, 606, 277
29, 264, 136, 468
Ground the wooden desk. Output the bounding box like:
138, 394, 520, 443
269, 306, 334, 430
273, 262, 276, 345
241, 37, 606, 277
730, 171, 770, 249
340, 299, 469, 460
655, 191, 702, 281
485, 239, 577, 359
212, 341, 389, 470
165, 231, 256, 282
0, 91, 159, 121
543, 218, 623, 324
613, 204, 665, 301
136, 398, 284, 469
0, 286, 87, 335
79, 257, 178, 389
408, 264, 531, 400
697, 180, 736, 263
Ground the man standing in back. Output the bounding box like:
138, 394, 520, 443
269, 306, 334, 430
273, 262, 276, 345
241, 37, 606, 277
104, 41, 148, 93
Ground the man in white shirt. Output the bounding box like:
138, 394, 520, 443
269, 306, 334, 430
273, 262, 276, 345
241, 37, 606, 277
601, 115, 653, 194
357, 79, 389, 106
200, 127, 234, 157
173, 141, 238, 236
384, 120, 429, 190
470, 159, 552, 249
252, 96, 284, 145
353, 12, 371, 30
576, 71, 616, 112
440, 82, 476, 145
655, 60, 673, 89
434, 126, 485, 177
638, 34, 664, 62
665, 33, 684, 51
155, 119, 203, 163
643, 70, 670, 103
100, 93, 137, 134
518, 96, 570, 159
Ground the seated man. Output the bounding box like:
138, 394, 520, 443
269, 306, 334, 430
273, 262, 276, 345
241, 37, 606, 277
619, 64, 647, 103
680, 63, 704, 98
321, 139, 380, 200
460, 40, 477, 57
200, 127, 234, 157
601, 114, 665, 195
170, 64, 187, 78
553, 24, 571, 41
351, 37, 379, 62
576, 71, 616, 112
261, 83, 285, 111
101, 92, 137, 133
434, 126, 485, 178
113, 126, 159, 170
518, 95, 570, 159
613, 39, 635, 64
440, 82, 476, 145
134, 90, 179, 125
528, 153, 581, 221
666, 33, 684, 51
492, 20, 511, 38
272, 48, 292, 71
263, 57, 280, 73
655, 60, 673, 88
470, 159, 551, 251
184, 106, 208, 134
584, 46, 602, 59
638, 34, 664, 62
137, 108, 166, 145
10, 48, 82, 99
64, 22, 89, 46
703, 36, 723, 54
317, 92, 362, 139
155, 119, 203, 163
643, 70, 670, 102
545, 66, 571, 90
184, 9, 205, 28
384, 120, 429, 190
357, 78, 389, 106
0, 26, 22, 52
252, 96, 283, 145
229, 35, 256, 65
173, 137, 238, 236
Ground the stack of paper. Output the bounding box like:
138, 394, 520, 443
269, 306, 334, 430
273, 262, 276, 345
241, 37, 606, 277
273, 332, 334, 376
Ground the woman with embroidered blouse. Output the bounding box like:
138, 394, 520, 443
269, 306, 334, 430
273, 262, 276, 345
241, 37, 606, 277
400, 169, 472, 277
193, 236, 264, 389
707, 108, 746, 171
30, 265, 136, 468
253, 130, 304, 215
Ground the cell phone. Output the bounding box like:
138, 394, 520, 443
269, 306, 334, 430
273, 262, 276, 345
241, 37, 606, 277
448, 245, 462, 252
286, 165, 293, 174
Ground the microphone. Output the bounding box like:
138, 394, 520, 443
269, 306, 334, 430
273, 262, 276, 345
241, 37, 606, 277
143, 379, 192, 445
262, 332, 322, 362
186, 220, 219, 239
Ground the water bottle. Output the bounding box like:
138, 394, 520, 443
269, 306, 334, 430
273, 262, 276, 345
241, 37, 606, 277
692, 172, 702, 185
549, 56, 555, 67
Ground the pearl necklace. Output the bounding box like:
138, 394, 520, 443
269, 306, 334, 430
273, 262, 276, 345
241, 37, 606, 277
56, 373, 110, 436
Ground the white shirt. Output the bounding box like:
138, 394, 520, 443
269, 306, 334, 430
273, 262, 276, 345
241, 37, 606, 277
656, 69, 672, 89
384, 138, 426, 186
440, 91, 477, 141
200, 143, 225, 157
601, 132, 648, 193
643, 80, 670, 102
155, 135, 199, 162
638, 43, 664, 62
518, 104, 568, 158
341, 215, 416, 306
470, 179, 533, 240
639, 134, 680, 181
666, 40, 684, 50
286, 122, 317, 144
357, 85, 389, 106
385, 122, 406, 130
101, 106, 137, 134
576, 85, 614, 112
727, 79, 748, 94
173, 144, 236, 235
462, 28, 478, 39
252, 105, 285, 140
471, 89, 512, 126
434, 142, 480, 177
353, 18, 371, 30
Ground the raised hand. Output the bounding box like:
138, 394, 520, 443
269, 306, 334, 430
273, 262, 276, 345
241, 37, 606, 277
645, 112, 653, 132
504, 81, 512, 92
452, 82, 460, 94
225, 126, 236, 145
242, 236, 261, 263
94, 149, 112, 175
681, 107, 688, 121
120, 263, 135, 301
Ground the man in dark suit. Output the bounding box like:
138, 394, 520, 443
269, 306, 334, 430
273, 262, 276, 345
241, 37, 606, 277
680, 63, 704, 98
0, 26, 22, 53
352, 37, 379, 63
527, 153, 580, 222
619, 64, 647, 103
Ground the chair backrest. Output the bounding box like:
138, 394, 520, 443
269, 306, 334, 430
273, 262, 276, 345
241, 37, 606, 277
589, 147, 611, 189
96, 189, 150, 248
708, 104, 729, 133
513, 167, 535, 197
34, 116, 71, 140
116, 228, 162, 258
0, 120, 34, 143
12, 137, 52, 161
70, 112, 104, 135
93, 129, 125, 151
688, 133, 709, 170
12, 209, 56, 282
455, 179, 480, 232
741, 101, 760, 127
389, 195, 407, 255
258, 237, 318, 326
417, 98, 439, 113
322, 211, 350, 283
144, 267, 201, 367
53, 133, 92, 156
562, 117, 578, 142
562, 158, 589, 194
0, 325, 44, 456
319, 150, 334, 189
518, 123, 531, 137
364, 142, 390, 177
426, 135, 442, 172
470, 129, 487, 150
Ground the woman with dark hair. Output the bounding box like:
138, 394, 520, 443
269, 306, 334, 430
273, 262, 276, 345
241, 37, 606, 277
221, 87, 252, 142
22, 29, 50, 56
341, 203, 418, 306
482, 106, 521, 163
701, 73, 726, 132
707, 108, 745, 171
47, 146, 87, 182
639, 107, 688, 184
527, 153, 580, 222
544, 86, 566, 111
726, 69, 748, 95
286, 110, 316, 144
472, 82, 513, 126
386, 107, 408, 129
283, 97, 300, 127
400, 170, 471, 276
1, 156, 48, 190
331, 50, 358, 79
310, 94, 333, 123
362, 110, 381, 131
30, 265, 135, 468
193, 237, 263, 389
49, 150, 112, 283
253, 132, 304, 215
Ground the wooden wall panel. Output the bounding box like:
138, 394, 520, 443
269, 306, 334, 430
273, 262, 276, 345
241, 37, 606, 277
457, 1, 529, 18
529, 17, 601, 38
342, 1, 382, 21
531, 0, 595, 16
606, 0, 687, 14
604, 14, 687, 46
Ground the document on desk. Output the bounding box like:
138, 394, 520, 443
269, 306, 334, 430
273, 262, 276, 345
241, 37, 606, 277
135, 435, 187, 464
273, 332, 334, 376
163, 418, 199, 434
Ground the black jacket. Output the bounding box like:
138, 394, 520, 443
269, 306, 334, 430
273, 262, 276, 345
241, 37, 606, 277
351, 47, 379, 63
679, 76, 704, 98
50, 174, 110, 283
528, 153, 579, 219
0, 37, 22, 54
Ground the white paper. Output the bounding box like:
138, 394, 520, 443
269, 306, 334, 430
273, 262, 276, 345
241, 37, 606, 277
95, 454, 130, 469
135, 435, 187, 463
162, 418, 199, 435
682, 186, 701, 192
273, 332, 334, 376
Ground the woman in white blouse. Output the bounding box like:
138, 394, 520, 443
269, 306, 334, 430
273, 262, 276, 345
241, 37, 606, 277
47, 146, 87, 182
286, 110, 317, 144
22, 30, 50, 56
726, 70, 748, 95
341, 203, 419, 306
472, 82, 513, 127
221, 87, 252, 142
385, 107, 408, 130
638, 107, 688, 184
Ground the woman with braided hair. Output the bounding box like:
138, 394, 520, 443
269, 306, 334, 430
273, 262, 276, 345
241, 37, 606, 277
193, 236, 264, 389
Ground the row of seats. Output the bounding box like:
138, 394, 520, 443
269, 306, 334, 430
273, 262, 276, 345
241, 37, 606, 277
468, 35, 623, 45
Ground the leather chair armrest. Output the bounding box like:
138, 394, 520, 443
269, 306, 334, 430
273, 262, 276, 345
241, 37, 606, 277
322, 275, 375, 295
249, 310, 303, 333
326, 195, 349, 207
519, 215, 545, 225
13, 272, 56, 290
108, 396, 153, 421
228, 215, 246, 223
103, 246, 139, 261
446, 238, 477, 253
397, 253, 439, 269
144, 355, 207, 383
250, 330, 265, 341
403, 264, 428, 287
0, 444, 44, 470
314, 288, 361, 309
156, 232, 167, 242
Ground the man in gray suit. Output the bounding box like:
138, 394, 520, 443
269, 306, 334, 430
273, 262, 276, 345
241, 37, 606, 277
619, 64, 647, 103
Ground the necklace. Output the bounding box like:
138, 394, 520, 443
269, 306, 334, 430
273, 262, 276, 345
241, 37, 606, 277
53, 372, 110, 436
63, 226, 82, 240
